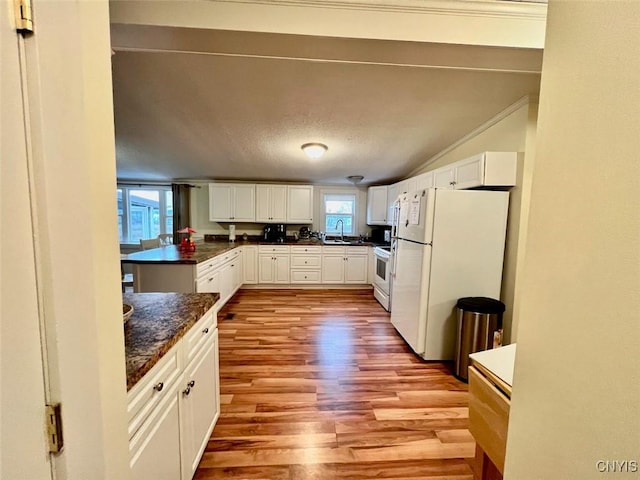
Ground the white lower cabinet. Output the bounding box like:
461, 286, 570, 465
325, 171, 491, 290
128, 308, 220, 480
180, 330, 220, 480
321, 253, 345, 283
258, 245, 290, 283
321, 246, 368, 284
242, 245, 258, 284
130, 379, 182, 480
290, 245, 322, 284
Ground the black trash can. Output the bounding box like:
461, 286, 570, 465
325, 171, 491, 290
454, 297, 505, 381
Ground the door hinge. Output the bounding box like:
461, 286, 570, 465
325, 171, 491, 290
45, 403, 64, 454
14, 0, 34, 34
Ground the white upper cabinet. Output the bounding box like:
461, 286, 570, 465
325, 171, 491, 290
435, 152, 518, 190
287, 185, 314, 223
434, 167, 456, 189
255, 184, 288, 222
404, 177, 417, 195
453, 151, 517, 189
208, 183, 255, 222
416, 171, 434, 190
366, 186, 388, 225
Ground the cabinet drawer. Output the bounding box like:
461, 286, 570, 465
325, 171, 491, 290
183, 309, 217, 366
290, 255, 321, 268
468, 365, 510, 473
197, 258, 220, 279
258, 245, 290, 254
127, 343, 183, 440
290, 270, 321, 283
290, 245, 321, 254
217, 248, 239, 265
322, 245, 345, 254
345, 246, 369, 256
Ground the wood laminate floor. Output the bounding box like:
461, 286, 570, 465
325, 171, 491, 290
194, 289, 474, 479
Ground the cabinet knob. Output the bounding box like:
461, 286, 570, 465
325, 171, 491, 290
202, 327, 209, 334
183, 386, 191, 396
153, 382, 164, 392
304, 261, 308, 264
188, 380, 195, 388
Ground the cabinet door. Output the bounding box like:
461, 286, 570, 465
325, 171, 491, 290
243, 246, 258, 284
416, 172, 434, 190
196, 269, 220, 294
273, 255, 290, 283
405, 177, 417, 195
255, 185, 272, 222
219, 263, 233, 301
232, 253, 243, 291
232, 184, 256, 221
270, 185, 288, 222
287, 185, 313, 223
434, 168, 456, 189
208, 184, 233, 221
453, 154, 485, 189
366, 186, 388, 225
395, 180, 409, 195
130, 383, 182, 480
322, 255, 345, 283
258, 254, 275, 283
345, 255, 368, 284
180, 332, 220, 480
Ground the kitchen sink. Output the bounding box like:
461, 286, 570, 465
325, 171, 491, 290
323, 239, 362, 245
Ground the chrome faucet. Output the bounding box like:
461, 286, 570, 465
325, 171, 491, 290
335, 219, 344, 242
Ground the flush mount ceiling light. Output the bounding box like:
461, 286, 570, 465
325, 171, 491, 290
346, 175, 364, 185
301, 143, 328, 159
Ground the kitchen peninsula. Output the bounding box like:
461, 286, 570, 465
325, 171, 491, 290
123, 239, 373, 308
124, 291, 220, 480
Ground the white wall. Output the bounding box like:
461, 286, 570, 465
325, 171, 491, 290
505, 2, 640, 478
411, 99, 538, 343
9, 1, 130, 478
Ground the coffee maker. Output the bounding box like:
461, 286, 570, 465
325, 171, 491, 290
263, 224, 286, 242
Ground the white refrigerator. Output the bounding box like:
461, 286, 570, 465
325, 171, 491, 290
390, 188, 509, 360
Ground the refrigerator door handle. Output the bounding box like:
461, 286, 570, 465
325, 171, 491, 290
390, 240, 399, 277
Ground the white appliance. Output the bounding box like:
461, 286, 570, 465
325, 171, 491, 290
373, 245, 392, 311
390, 188, 509, 360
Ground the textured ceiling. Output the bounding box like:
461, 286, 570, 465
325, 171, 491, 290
112, 27, 542, 185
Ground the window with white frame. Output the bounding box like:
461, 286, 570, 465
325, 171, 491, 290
323, 192, 357, 236
117, 185, 173, 244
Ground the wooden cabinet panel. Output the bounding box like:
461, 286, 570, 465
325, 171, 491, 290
468, 366, 510, 474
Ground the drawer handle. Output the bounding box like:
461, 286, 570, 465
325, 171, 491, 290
202, 327, 209, 334
153, 382, 164, 392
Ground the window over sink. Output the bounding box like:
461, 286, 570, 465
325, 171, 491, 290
118, 185, 172, 244
323, 192, 356, 236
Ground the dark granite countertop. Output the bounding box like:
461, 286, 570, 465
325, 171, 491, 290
122, 239, 374, 265
123, 292, 219, 390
